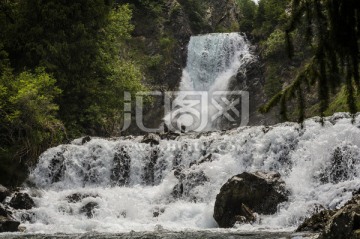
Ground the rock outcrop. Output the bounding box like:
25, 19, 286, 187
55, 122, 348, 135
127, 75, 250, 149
9, 193, 35, 210
213, 172, 288, 228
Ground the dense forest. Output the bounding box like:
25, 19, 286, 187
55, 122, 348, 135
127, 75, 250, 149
0, 0, 359, 186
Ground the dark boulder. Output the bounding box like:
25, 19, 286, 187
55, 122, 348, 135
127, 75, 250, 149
0, 216, 20, 233
141, 133, 161, 146
9, 193, 35, 210
79, 202, 99, 218
0, 185, 10, 203
318, 195, 360, 239
213, 172, 288, 228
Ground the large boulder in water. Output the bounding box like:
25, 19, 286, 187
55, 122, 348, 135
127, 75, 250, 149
9, 193, 35, 210
213, 172, 288, 228
0, 185, 10, 202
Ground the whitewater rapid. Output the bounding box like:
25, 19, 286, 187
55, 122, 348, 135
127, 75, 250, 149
12, 113, 360, 233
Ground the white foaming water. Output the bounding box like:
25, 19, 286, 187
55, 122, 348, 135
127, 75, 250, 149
15, 113, 360, 233
164, 33, 254, 131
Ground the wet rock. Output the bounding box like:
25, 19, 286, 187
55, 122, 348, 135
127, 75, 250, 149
81, 136, 92, 145
79, 202, 99, 218
297, 210, 335, 232
49, 150, 66, 183
301, 195, 360, 239
143, 148, 159, 185
152, 207, 165, 217
111, 147, 131, 186
318, 195, 360, 239
20, 212, 36, 223
0, 216, 20, 232
213, 172, 288, 228
319, 145, 359, 184
0, 185, 10, 202
0, 204, 11, 217
172, 170, 209, 200
66, 193, 98, 203
9, 193, 35, 210
142, 133, 161, 146
190, 154, 213, 167
160, 132, 180, 140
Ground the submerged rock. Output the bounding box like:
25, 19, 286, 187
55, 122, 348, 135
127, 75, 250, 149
66, 193, 99, 203
172, 170, 209, 200
9, 193, 35, 210
213, 171, 288, 228
79, 202, 99, 218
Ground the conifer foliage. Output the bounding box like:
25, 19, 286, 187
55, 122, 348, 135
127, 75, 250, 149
260, 0, 360, 120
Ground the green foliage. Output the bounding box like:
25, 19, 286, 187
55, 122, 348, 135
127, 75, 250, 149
252, 0, 290, 39
262, 29, 286, 58
262, 0, 360, 119
236, 0, 257, 33
1, 1, 147, 136
0, 67, 64, 185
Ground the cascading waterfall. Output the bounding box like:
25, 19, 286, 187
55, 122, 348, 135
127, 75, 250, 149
12, 113, 360, 234
164, 33, 253, 132
8, 33, 360, 235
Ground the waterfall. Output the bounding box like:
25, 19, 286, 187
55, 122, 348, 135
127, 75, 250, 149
14, 113, 360, 233
164, 33, 253, 132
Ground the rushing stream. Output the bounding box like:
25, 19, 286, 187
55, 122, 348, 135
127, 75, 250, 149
7, 112, 360, 237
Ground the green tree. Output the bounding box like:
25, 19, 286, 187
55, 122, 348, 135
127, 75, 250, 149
0, 67, 64, 185
236, 0, 257, 34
